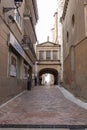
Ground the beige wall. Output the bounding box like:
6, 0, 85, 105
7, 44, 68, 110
37, 65, 59, 74
0, 78, 27, 105
63, 0, 86, 60
0, 0, 38, 104
62, 0, 87, 100
0, 0, 24, 42
63, 38, 87, 100
75, 38, 87, 99
36, 43, 60, 61
0, 18, 8, 77
36, 42, 61, 85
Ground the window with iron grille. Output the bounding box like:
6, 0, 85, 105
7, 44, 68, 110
14, 9, 22, 28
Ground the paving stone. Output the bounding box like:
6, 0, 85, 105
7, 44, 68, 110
0, 128, 69, 130
0, 85, 87, 125
0, 128, 86, 130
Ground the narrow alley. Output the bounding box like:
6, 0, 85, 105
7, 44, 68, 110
0, 0, 87, 129
0, 85, 87, 125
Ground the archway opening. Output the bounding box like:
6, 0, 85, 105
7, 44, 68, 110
42, 73, 54, 85
38, 68, 58, 85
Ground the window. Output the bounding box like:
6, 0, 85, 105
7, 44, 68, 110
53, 51, 58, 60
46, 51, 50, 60
39, 51, 44, 60
14, 9, 22, 28
67, 31, 69, 42
72, 14, 75, 27
24, 64, 29, 79
10, 54, 17, 77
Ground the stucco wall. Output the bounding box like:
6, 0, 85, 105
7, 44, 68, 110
63, 0, 85, 60
37, 64, 59, 74
75, 38, 87, 100
0, 21, 8, 77
62, 0, 87, 100
63, 38, 87, 100
0, 77, 27, 105
0, 1, 35, 105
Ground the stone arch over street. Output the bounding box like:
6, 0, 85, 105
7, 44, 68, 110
38, 68, 58, 85
36, 40, 61, 86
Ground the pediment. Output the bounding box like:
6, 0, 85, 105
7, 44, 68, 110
37, 41, 58, 47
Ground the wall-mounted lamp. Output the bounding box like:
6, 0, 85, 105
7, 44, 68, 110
3, 0, 23, 13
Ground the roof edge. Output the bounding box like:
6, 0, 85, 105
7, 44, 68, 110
61, 0, 69, 20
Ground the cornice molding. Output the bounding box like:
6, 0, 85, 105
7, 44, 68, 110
62, 0, 69, 20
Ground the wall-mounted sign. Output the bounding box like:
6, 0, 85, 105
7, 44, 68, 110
9, 33, 32, 65
10, 33, 24, 56
13, 39, 23, 56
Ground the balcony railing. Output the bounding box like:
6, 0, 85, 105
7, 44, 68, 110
22, 35, 36, 59
23, 9, 37, 42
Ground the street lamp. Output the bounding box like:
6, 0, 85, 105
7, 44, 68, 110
15, 0, 23, 8
3, 0, 23, 13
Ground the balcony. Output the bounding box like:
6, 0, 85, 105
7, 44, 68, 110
23, 8, 37, 44
22, 35, 37, 62
25, 0, 38, 22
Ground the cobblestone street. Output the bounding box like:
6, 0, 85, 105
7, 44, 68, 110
0, 85, 87, 125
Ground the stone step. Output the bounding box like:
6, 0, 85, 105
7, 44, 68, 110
0, 128, 86, 130
0, 125, 87, 130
